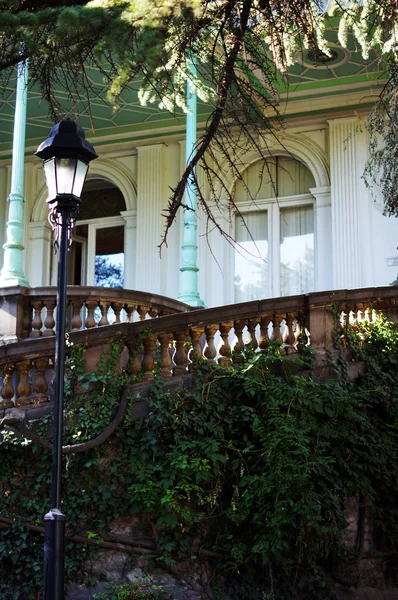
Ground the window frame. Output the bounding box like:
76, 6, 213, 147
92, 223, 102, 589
232, 192, 315, 301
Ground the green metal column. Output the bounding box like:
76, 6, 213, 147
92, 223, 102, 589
178, 59, 205, 307
0, 60, 30, 287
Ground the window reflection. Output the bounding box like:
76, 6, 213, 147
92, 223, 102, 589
280, 206, 314, 296
234, 211, 268, 302
95, 226, 124, 288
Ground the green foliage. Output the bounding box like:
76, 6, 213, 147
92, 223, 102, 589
93, 579, 163, 600
1, 317, 398, 598
363, 61, 398, 217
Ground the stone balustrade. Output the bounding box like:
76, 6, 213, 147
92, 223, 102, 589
0, 286, 396, 413
0, 286, 193, 341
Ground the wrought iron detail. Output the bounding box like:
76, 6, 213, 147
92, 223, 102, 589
47, 196, 81, 252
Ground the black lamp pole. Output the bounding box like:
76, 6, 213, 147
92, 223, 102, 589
35, 119, 97, 600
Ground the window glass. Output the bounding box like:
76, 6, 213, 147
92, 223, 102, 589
280, 206, 314, 296
234, 211, 268, 302
95, 226, 124, 288
234, 157, 315, 202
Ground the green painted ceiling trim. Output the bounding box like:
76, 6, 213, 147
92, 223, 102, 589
275, 70, 386, 93
277, 84, 385, 105
281, 101, 377, 121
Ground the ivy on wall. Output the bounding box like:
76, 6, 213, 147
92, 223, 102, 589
1, 317, 398, 599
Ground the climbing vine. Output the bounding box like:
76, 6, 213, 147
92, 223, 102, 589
1, 316, 398, 599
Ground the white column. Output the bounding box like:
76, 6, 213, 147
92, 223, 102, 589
310, 185, 332, 291
120, 209, 137, 290
196, 162, 209, 305
178, 57, 205, 307
0, 60, 29, 287
0, 166, 7, 269
135, 144, 164, 294
27, 221, 52, 286
328, 117, 361, 289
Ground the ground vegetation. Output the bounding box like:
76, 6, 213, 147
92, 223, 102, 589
1, 316, 398, 598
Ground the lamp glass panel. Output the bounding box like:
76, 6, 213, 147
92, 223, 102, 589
72, 159, 89, 198
43, 158, 57, 200
55, 158, 77, 195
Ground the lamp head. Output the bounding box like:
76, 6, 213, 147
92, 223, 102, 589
35, 119, 98, 202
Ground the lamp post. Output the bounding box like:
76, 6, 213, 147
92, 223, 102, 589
35, 119, 97, 600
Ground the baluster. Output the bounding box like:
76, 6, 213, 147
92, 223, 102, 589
98, 301, 110, 326
189, 328, 203, 371
125, 304, 137, 323
149, 308, 159, 319
258, 315, 272, 351
126, 339, 142, 377
247, 318, 259, 351
16, 360, 32, 407
284, 313, 297, 354
70, 298, 84, 331
364, 307, 371, 322
21, 299, 31, 339
1, 363, 15, 408
272, 314, 283, 344
340, 307, 348, 335
204, 325, 218, 365
357, 304, 364, 326
30, 300, 43, 337
233, 319, 246, 356
112, 302, 123, 324
33, 357, 49, 404
138, 305, 150, 321
85, 300, 97, 329
173, 331, 188, 376
295, 312, 305, 349
159, 334, 173, 378
42, 298, 56, 336
142, 335, 156, 381
219, 322, 233, 366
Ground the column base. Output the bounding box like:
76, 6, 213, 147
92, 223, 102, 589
178, 293, 206, 308
0, 274, 29, 287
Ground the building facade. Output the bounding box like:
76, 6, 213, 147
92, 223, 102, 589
0, 31, 397, 309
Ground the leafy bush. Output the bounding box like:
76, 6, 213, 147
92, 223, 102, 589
1, 317, 398, 599
94, 580, 163, 600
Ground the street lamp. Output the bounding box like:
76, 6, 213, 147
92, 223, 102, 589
35, 119, 97, 600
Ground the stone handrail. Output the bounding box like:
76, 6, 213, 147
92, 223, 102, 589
0, 286, 397, 414
0, 285, 193, 341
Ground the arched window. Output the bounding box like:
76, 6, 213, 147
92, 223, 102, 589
234, 156, 316, 301
66, 178, 127, 287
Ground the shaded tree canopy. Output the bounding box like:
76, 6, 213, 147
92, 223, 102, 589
0, 0, 397, 241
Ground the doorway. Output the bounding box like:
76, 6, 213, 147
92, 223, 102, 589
64, 178, 126, 287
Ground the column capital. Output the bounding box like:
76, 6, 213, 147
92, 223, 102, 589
137, 143, 166, 154
327, 115, 361, 127
120, 209, 137, 223
309, 186, 331, 205
28, 220, 51, 239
